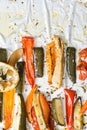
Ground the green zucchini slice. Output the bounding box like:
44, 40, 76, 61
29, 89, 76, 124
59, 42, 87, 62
0, 48, 7, 121
52, 98, 65, 126
33, 91, 47, 130
0, 48, 7, 63
74, 97, 83, 130
66, 47, 76, 83
19, 94, 26, 130
16, 62, 25, 94
34, 47, 44, 77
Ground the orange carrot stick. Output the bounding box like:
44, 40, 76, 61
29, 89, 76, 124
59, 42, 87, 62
39, 93, 51, 126
80, 100, 87, 115
4, 89, 15, 129
26, 86, 37, 123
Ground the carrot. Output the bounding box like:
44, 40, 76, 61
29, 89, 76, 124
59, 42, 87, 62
39, 93, 51, 126
4, 89, 15, 129
26, 86, 37, 123
80, 100, 87, 115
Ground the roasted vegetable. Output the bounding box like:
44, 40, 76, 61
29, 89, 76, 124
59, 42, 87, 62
39, 93, 50, 126
74, 97, 83, 130
52, 98, 65, 126
4, 48, 23, 129
31, 106, 40, 130
26, 86, 37, 123
22, 36, 35, 88
8, 48, 23, 66
0, 48, 7, 121
66, 47, 76, 83
33, 91, 47, 130
80, 100, 87, 115
64, 89, 76, 130
46, 35, 64, 88
0, 48, 7, 63
34, 47, 44, 77
79, 48, 87, 63
77, 48, 87, 80
26, 86, 52, 130
0, 62, 19, 92
52, 35, 64, 88
16, 62, 25, 94
4, 89, 15, 129
46, 41, 56, 84
19, 94, 26, 130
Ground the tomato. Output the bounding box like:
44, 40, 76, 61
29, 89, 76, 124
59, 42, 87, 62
77, 48, 87, 80
79, 48, 87, 63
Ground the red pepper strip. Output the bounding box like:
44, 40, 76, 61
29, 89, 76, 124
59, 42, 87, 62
26, 86, 37, 123
79, 48, 87, 63
31, 107, 40, 130
22, 36, 35, 87
64, 89, 76, 130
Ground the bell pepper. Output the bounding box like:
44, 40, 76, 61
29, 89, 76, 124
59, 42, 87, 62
64, 89, 76, 130
77, 48, 87, 80
31, 107, 40, 130
26, 86, 37, 123
22, 36, 35, 88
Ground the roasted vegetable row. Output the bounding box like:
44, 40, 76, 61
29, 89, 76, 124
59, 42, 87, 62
0, 47, 26, 129
22, 36, 77, 89
51, 89, 84, 130
0, 36, 86, 130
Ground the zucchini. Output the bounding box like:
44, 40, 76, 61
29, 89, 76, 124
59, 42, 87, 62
11, 94, 26, 130
66, 47, 76, 83
19, 94, 26, 130
74, 97, 83, 130
34, 47, 44, 77
33, 91, 47, 130
0, 48, 7, 63
0, 48, 7, 121
16, 62, 25, 94
52, 98, 65, 126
